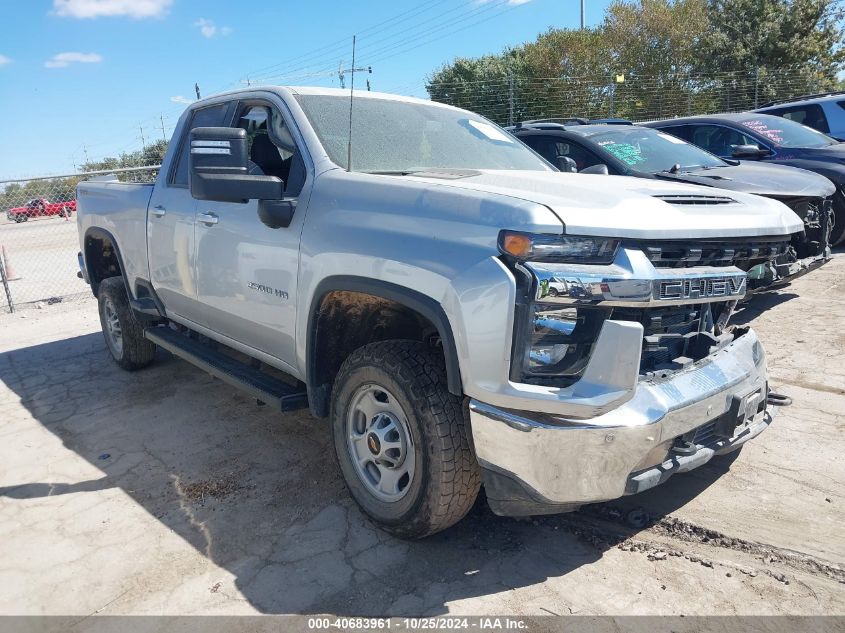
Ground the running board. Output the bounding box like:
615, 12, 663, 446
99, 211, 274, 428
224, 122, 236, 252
144, 327, 308, 412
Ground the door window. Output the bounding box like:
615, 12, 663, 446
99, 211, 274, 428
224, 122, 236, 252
234, 105, 306, 196
170, 104, 231, 187
522, 135, 602, 170
765, 104, 829, 134
684, 125, 760, 157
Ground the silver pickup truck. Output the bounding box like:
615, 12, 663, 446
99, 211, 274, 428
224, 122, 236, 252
77, 87, 802, 538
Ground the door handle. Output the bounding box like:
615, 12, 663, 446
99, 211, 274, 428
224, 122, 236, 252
151, 205, 166, 218
197, 212, 219, 226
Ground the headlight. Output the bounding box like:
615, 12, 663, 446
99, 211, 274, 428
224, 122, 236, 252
520, 304, 608, 384
499, 231, 619, 264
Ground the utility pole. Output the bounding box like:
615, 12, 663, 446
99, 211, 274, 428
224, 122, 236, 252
195, 83, 201, 99
160, 115, 167, 142
82, 144, 90, 164
139, 123, 147, 151
580, 0, 585, 29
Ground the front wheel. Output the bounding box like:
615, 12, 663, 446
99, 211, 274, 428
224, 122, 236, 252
331, 340, 480, 539
97, 277, 156, 370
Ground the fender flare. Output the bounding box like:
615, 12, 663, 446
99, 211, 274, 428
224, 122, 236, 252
307, 276, 463, 414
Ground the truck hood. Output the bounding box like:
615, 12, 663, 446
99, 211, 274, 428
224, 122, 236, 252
407, 170, 804, 240
650, 161, 835, 198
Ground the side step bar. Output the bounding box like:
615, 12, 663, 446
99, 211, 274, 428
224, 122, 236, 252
144, 327, 308, 412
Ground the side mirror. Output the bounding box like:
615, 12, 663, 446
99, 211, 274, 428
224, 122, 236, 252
190, 127, 284, 203
556, 156, 578, 173
730, 144, 770, 159
580, 163, 609, 175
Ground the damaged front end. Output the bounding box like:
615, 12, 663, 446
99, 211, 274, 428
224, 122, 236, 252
469, 235, 775, 517
751, 195, 835, 287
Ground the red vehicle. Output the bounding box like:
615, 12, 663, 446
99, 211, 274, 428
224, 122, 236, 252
6, 197, 76, 223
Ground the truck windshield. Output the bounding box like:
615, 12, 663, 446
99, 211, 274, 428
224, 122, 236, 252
583, 127, 725, 172
295, 94, 551, 172
735, 115, 838, 148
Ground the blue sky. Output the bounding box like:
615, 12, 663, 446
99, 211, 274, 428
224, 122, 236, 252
0, 0, 613, 178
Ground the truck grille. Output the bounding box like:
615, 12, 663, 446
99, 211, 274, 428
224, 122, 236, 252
611, 302, 728, 373
630, 239, 790, 270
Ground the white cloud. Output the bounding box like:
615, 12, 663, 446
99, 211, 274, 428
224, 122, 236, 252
0, 55, 10, 66
53, 0, 172, 19
170, 95, 193, 105
194, 18, 232, 38
45, 52, 103, 68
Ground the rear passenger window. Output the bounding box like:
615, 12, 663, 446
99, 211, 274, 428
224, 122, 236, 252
767, 104, 829, 133
170, 103, 230, 186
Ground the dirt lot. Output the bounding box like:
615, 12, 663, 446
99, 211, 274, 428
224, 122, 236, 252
0, 255, 843, 616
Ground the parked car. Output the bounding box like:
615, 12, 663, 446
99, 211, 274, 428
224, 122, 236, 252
510, 120, 834, 282
643, 113, 845, 245
7, 197, 76, 222
77, 87, 801, 537
754, 91, 845, 141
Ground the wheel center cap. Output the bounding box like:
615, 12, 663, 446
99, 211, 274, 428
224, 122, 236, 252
367, 433, 381, 455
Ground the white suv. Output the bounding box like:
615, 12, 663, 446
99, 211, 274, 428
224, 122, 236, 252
755, 92, 845, 141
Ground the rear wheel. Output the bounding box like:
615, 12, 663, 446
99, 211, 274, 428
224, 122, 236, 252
331, 340, 480, 539
97, 277, 156, 370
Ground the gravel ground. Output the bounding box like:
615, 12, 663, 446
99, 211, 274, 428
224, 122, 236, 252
0, 254, 842, 616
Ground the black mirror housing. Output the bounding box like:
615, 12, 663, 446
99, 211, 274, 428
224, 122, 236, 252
731, 144, 770, 159
189, 127, 284, 203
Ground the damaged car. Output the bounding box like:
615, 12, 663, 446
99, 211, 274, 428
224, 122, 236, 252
510, 120, 835, 286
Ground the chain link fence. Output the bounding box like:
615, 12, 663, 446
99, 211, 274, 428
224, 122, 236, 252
0, 165, 159, 313
427, 67, 836, 126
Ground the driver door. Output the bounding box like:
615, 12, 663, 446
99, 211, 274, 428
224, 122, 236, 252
194, 101, 309, 369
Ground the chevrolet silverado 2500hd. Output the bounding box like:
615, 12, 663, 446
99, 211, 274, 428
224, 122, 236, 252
77, 87, 803, 538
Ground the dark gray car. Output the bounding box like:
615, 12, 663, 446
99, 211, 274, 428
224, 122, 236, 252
642, 113, 845, 245
511, 121, 835, 270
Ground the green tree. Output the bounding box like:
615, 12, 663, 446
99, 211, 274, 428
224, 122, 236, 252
697, 0, 845, 108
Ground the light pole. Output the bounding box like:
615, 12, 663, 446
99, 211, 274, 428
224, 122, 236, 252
581, 0, 585, 29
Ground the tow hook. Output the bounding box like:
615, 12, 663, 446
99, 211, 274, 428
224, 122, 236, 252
670, 438, 698, 456
766, 392, 793, 407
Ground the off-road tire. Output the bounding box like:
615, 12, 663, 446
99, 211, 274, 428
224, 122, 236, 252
331, 340, 480, 539
97, 277, 156, 370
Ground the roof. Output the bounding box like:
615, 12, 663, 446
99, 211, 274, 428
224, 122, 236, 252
510, 123, 650, 137
756, 91, 845, 109
194, 85, 461, 112
644, 112, 783, 125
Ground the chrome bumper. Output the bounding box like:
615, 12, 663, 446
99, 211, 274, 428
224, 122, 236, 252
469, 328, 770, 516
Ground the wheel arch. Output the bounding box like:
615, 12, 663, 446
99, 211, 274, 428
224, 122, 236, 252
306, 276, 462, 418
83, 227, 131, 299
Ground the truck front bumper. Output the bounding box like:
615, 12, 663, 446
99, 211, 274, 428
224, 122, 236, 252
469, 327, 771, 516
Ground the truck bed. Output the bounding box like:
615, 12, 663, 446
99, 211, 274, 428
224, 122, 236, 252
76, 180, 155, 295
